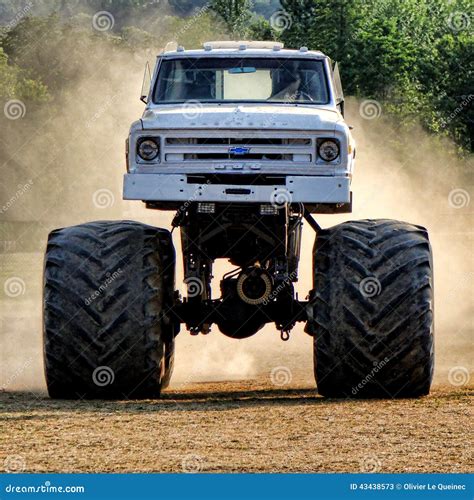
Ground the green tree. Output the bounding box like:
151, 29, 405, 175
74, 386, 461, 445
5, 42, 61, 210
278, 0, 473, 151
211, 0, 253, 37
0, 47, 16, 98
248, 16, 275, 40
0, 46, 49, 102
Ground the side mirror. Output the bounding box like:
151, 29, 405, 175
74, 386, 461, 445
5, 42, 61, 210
337, 101, 345, 116
140, 61, 151, 104
332, 62, 345, 117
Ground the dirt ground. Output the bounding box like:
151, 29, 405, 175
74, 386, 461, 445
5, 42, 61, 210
1, 379, 472, 474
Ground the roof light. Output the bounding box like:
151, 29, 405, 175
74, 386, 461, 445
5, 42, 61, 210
202, 41, 284, 50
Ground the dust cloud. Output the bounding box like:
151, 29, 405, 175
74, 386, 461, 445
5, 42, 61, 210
0, 40, 472, 392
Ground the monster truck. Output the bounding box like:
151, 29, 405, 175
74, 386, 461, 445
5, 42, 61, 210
43, 41, 433, 399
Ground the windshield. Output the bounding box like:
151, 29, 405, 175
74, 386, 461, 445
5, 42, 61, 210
153, 57, 329, 104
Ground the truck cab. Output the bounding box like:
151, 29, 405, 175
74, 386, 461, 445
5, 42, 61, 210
124, 41, 354, 213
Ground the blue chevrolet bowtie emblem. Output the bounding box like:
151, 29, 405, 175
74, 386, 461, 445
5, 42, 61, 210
229, 146, 250, 155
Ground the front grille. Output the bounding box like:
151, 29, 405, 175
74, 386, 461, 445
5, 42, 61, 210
183, 153, 291, 161
163, 131, 314, 164
166, 137, 311, 146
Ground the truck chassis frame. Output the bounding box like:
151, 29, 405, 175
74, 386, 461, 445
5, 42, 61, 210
168, 202, 315, 339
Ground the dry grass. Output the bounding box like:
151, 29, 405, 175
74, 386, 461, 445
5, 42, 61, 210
1, 380, 472, 473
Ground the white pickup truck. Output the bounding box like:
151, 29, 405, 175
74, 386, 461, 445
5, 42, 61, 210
42, 41, 434, 400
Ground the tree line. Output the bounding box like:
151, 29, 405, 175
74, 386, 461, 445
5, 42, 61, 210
0, 0, 472, 152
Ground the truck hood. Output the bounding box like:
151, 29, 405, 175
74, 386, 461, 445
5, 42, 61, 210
141, 104, 341, 132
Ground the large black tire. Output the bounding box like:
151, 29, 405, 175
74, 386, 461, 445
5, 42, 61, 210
43, 221, 176, 399
307, 219, 434, 398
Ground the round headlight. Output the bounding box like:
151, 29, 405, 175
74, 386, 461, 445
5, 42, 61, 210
318, 140, 340, 161
138, 139, 159, 161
